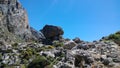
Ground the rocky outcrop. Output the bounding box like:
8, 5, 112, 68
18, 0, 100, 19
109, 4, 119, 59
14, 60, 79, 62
0, 0, 31, 42
0, 0, 29, 33
41, 25, 64, 44
41, 25, 64, 39
63, 41, 77, 50
30, 27, 45, 42
73, 37, 82, 43
0, 0, 44, 42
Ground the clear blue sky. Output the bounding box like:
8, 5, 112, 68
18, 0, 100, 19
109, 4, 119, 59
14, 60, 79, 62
19, 0, 120, 41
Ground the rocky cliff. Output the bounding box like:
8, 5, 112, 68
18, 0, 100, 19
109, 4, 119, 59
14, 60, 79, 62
0, 0, 44, 43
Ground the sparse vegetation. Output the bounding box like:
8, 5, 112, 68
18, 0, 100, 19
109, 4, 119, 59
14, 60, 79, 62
20, 47, 36, 60
27, 55, 50, 68
0, 53, 2, 62
12, 43, 18, 47
53, 41, 64, 47
48, 45, 55, 49
107, 31, 120, 45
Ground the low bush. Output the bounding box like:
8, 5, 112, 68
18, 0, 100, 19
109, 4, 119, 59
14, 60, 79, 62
27, 55, 50, 68
53, 41, 64, 47
107, 31, 120, 45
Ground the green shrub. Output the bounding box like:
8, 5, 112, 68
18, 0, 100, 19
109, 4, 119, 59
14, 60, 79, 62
27, 55, 50, 68
107, 31, 120, 45
38, 46, 47, 51
38, 46, 54, 51
12, 43, 18, 47
47, 46, 55, 49
22, 59, 28, 64
5, 49, 13, 53
0, 53, 2, 61
115, 31, 120, 34
20, 47, 37, 60
53, 41, 64, 47
109, 31, 120, 40
20, 64, 26, 68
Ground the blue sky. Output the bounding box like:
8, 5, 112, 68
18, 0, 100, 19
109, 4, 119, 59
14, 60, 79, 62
19, 0, 120, 41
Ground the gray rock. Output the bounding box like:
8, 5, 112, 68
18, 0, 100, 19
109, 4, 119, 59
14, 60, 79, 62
77, 44, 89, 50
41, 25, 64, 39
73, 37, 82, 43
86, 57, 94, 64
30, 27, 45, 41
60, 63, 73, 68
107, 53, 118, 58
63, 41, 77, 50
54, 50, 63, 57
40, 51, 55, 58
113, 58, 120, 63
102, 59, 110, 65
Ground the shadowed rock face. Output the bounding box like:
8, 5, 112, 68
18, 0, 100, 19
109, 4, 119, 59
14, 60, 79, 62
41, 25, 64, 39
41, 25, 64, 44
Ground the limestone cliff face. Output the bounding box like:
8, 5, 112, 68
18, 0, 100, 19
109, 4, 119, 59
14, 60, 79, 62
1, 0, 30, 33
0, 0, 43, 42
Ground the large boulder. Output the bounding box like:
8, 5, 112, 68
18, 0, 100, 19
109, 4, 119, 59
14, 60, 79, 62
41, 25, 64, 39
41, 25, 64, 44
